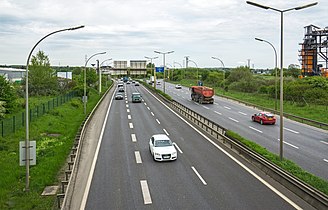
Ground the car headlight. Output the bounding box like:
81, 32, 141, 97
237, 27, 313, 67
172, 152, 177, 156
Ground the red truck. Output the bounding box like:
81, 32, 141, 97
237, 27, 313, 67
191, 86, 214, 104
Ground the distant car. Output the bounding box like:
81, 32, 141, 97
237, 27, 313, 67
252, 112, 276, 125
132, 80, 136, 84
127, 81, 131, 84
175, 84, 182, 89
118, 87, 124, 92
131, 92, 142, 103
115, 92, 124, 100
156, 81, 161, 85
149, 134, 177, 161
135, 82, 140, 86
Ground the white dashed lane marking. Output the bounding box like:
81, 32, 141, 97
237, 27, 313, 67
135, 151, 142, 163
140, 180, 152, 205
228, 117, 239, 123
249, 126, 263, 133
131, 134, 137, 142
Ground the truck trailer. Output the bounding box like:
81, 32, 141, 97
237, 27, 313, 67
191, 86, 214, 104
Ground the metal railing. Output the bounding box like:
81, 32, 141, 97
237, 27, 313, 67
170, 99, 328, 210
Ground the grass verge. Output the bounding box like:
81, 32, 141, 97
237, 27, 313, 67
226, 130, 328, 196
0, 86, 109, 209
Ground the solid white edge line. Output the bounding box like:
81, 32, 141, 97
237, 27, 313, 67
131, 134, 137, 142
135, 151, 142, 163
140, 180, 152, 204
142, 86, 302, 210
191, 166, 207, 185
80, 91, 114, 210
173, 143, 183, 154
249, 126, 263, 133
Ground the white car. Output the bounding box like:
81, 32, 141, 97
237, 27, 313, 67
175, 84, 182, 89
149, 134, 177, 161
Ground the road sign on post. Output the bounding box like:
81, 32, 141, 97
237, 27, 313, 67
155, 67, 164, 73
20, 141, 36, 166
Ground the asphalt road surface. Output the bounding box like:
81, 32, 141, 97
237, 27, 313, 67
81, 82, 314, 210
160, 81, 328, 181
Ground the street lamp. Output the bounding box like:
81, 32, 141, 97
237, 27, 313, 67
255, 37, 278, 111
99, 58, 112, 94
246, 1, 317, 160
154, 50, 174, 93
211, 56, 225, 93
24, 25, 84, 191
144, 56, 158, 88
84, 52, 106, 114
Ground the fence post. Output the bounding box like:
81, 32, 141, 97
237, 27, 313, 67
43, 104, 45, 115
36, 106, 39, 118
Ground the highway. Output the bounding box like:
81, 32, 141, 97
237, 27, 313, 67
159, 81, 328, 180
82, 82, 314, 210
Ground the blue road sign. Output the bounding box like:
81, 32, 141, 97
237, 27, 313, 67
155, 67, 164, 73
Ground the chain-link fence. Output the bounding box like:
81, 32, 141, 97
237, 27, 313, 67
0, 91, 76, 137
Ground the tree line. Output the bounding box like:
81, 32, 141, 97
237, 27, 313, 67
0, 50, 101, 119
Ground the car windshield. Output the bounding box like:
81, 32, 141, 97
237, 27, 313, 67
154, 139, 172, 147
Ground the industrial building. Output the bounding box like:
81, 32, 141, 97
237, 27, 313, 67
299, 25, 328, 77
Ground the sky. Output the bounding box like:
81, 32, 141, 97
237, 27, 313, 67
0, 0, 326, 69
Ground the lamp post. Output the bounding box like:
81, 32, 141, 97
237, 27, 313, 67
145, 56, 158, 88
84, 52, 106, 114
99, 58, 112, 94
24, 25, 84, 191
246, 1, 318, 160
255, 37, 278, 111
211, 56, 225, 93
154, 50, 174, 93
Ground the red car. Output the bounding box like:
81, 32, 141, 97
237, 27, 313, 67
251, 112, 276, 125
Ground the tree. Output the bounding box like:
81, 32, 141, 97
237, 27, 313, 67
23, 50, 58, 96
0, 75, 17, 116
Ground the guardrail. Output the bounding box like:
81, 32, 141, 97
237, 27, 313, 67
56, 84, 113, 209
169, 99, 328, 210
219, 94, 328, 130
